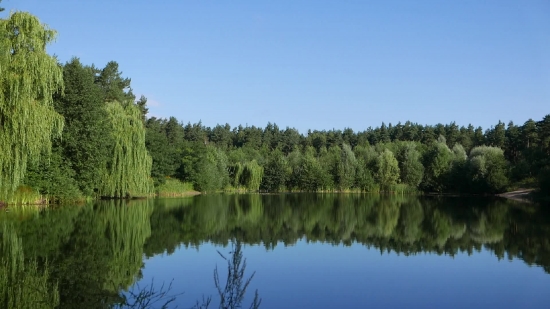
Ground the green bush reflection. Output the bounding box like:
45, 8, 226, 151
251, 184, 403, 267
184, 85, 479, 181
0, 194, 549, 308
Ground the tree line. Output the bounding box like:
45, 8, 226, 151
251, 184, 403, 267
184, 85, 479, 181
1, 11, 549, 203
145, 116, 549, 196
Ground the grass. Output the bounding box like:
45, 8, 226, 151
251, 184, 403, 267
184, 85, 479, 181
156, 178, 198, 197
508, 177, 537, 191
3, 186, 44, 205
386, 184, 420, 194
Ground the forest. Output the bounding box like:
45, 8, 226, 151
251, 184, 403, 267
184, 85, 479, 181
1, 10, 549, 204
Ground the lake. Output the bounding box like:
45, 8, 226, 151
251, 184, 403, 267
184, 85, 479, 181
1, 194, 549, 308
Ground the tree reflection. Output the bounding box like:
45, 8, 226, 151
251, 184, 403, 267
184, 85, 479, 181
116, 240, 261, 309
0, 224, 59, 309
192, 240, 261, 309
144, 194, 550, 273
0, 194, 549, 308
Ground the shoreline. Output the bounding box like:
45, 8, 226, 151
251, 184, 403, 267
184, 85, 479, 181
156, 190, 201, 198
496, 189, 535, 204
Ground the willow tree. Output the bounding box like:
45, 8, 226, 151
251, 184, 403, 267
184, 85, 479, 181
240, 160, 263, 191
99, 101, 153, 198
0, 12, 64, 200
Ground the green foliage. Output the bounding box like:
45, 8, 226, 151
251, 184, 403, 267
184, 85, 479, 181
485, 121, 506, 148
142, 194, 548, 272
2, 10, 547, 199
2, 185, 42, 205
354, 144, 378, 170
94, 61, 135, 103
355, 160, 378, 192
422, 141, 453, 192
0, 224, 60, 309
100, 101, 153, 197
156, 178, 195, 197
337, 144, 358, 190
395, 142, 424, 188
375, 149, 400, 189
2, 195, 550, 308
318, 145, 340, 190
53, 58, 114, 196
260, 149, 288, 192
0, 12, 64, 200
468, 146, 509, 194
240, 160, 264, 191
193, 146, 230, 192
23, 149, 82, 202
452, 143, 467, 161
289, 151, 332, 191
145, 117, 182, 186
388, 183, 419, 194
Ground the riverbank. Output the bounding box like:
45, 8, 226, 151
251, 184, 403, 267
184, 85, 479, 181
156, 190, 201, 197
497, 189, 535, 203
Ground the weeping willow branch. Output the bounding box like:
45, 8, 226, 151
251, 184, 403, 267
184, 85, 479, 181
0, 12, 64, 200
100, 101, 153, 198
241, 161, 263, 191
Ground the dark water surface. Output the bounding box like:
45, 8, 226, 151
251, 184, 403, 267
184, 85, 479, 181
1, 194, 550, 308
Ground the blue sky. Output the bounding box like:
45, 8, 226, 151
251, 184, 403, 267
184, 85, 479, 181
3, 0, 549, 133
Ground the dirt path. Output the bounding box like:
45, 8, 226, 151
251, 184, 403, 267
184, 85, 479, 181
497, 189, 535, 203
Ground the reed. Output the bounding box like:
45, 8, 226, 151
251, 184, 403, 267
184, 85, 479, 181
156, 178, 196, 197
3, 186, 43, 205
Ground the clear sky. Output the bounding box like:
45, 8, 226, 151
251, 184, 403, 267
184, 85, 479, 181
3, 0, 549, 133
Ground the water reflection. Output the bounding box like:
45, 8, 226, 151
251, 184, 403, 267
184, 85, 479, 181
0, 224, 59, 309
0, 194, 548, 308
116, 241, 260, 309
146, 194, 550, 268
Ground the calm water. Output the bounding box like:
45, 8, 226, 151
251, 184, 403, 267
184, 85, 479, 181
1, 194, 550, 308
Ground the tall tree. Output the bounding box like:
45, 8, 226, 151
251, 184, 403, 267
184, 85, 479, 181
486, 121, 506, 149
396, 142, 424, 188
522, 119, 538, 149
145, 118, 176, 185
422, 140, 453, 192
337, 144, 358, 190
0, 12, 64, 200
468, 146, 509, 193
193, 146, 229, 192
99, 101, 153, 197
94, 61, 135, 103
54, 58, 114, 196
135, 95, 148, 123
375, 149, 400, 189
260, 149, 287, 192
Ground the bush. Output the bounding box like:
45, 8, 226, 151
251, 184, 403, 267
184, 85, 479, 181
468, 146, 509, 194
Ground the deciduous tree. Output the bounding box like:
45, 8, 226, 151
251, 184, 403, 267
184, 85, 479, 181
0, 12, 64, 200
